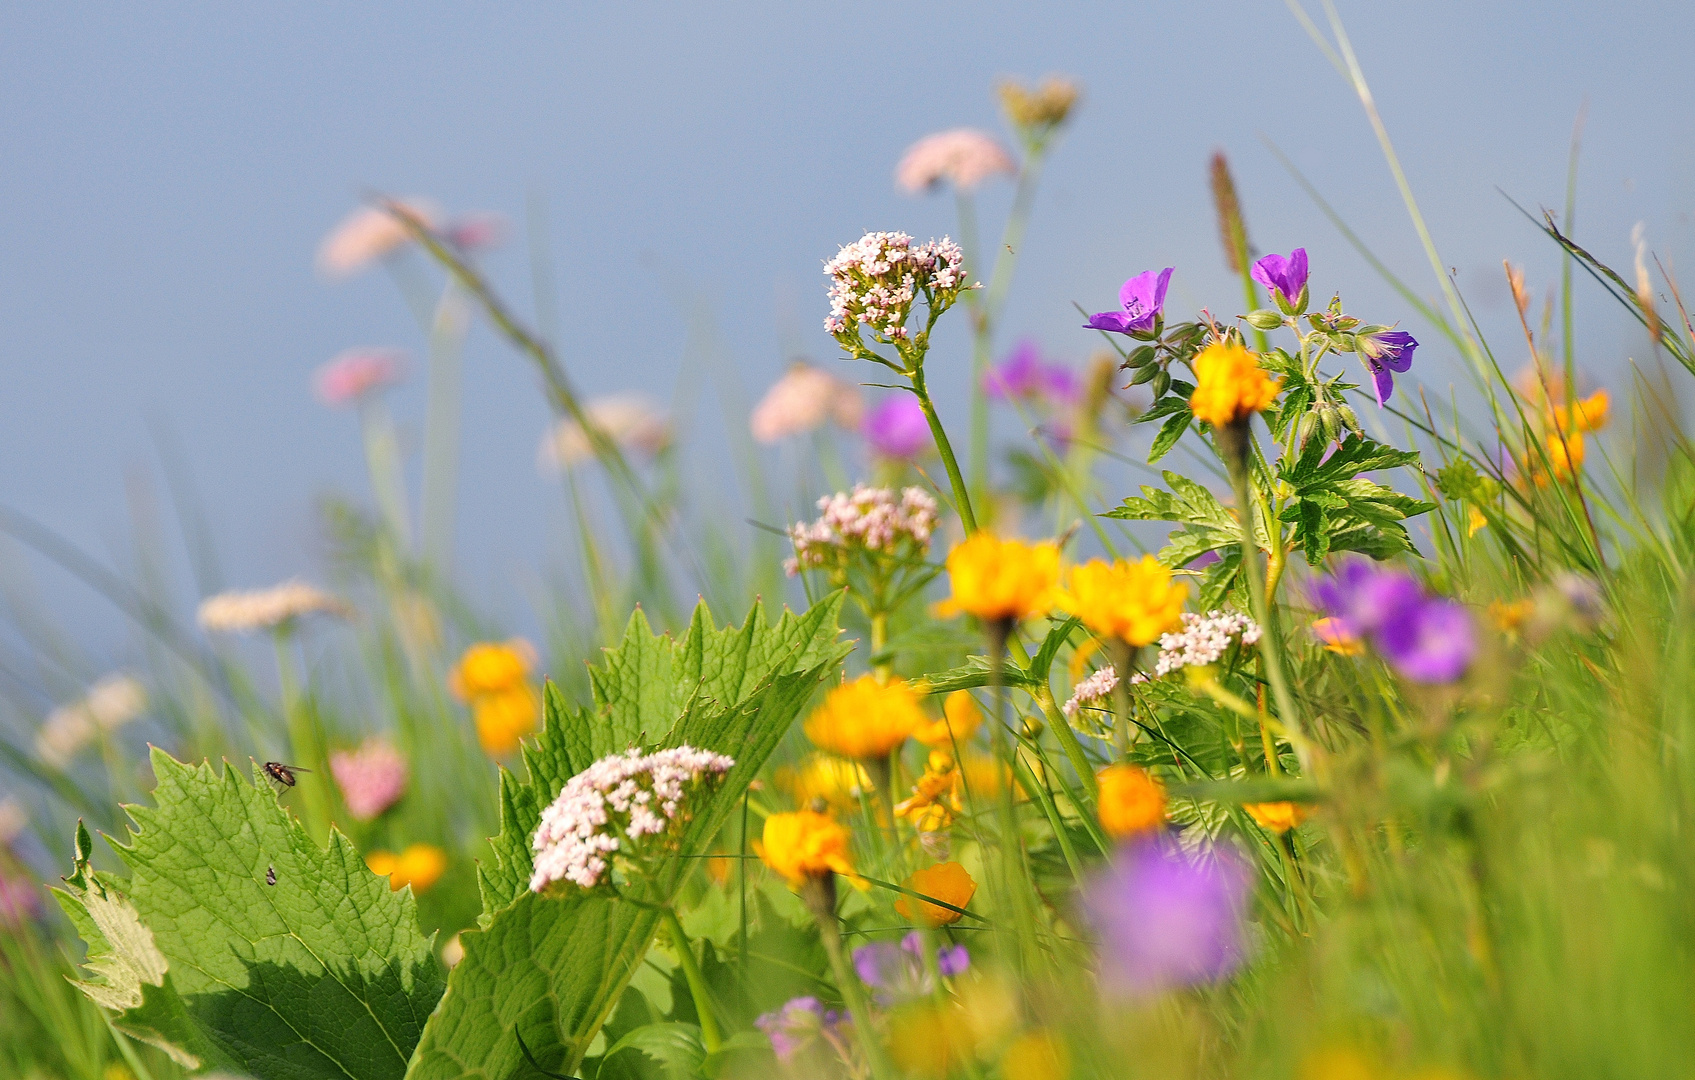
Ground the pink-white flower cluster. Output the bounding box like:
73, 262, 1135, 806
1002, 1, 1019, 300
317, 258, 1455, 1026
314, 348, 406, 407
823, 232, 966, 342
896, 129, 1016, 194
1061, 666, 1150, 718
1152, 610, 1262, 677
785, 485, 939, 576
529, 745, 734, 893
330, 739, 409, 821
750, 365, 864, 443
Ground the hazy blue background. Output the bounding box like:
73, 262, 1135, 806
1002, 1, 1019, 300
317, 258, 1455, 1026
3, 1, 1691, 650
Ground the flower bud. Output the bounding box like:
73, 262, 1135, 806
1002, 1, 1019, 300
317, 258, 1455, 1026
1151, 369, 1171, 398
1296, 410, 1319, 448
1319, 404, 1341, 444
1336, 404, 1362, 436
1128, 362, 1161, 385
1245, 309, 1284, 331
1126, 345, 1158, 368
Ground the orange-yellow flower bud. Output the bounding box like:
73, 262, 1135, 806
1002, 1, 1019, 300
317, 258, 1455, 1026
895, 861, 977, 926
1096, 764, 1166, 839
937, 534, 1061, 623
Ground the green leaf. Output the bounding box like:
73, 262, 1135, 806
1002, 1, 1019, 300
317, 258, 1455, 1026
604, 1021, 707, 1079
1146, 410, 1192, 463
1297, 500, 1332, 564
407, 597, 847, 1080
1027, 617, 1083, 687
59, 750, 446, 1080
917, 654, 1041, 694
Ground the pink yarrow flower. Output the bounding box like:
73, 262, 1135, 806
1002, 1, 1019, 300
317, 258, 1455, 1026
330, 739, 409, 821
314, 348, 406, 407
785, 485, 938, 576
316, 199, 439, 278
750, 364, 865, 444
896, 129, 1016, 194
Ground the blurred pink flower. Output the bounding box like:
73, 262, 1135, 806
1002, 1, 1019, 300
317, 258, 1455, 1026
0, 873, 41, 925
539, 394, 673, 469
316, 199, 439, 278
862, 396, 932, 459
896, 129, 1016, 194
330, 739, 408, 821
750, 364, 864, 444
314, 348, 407, 407
448, 212, 508, 253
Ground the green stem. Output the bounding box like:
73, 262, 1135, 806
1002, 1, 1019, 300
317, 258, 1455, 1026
803, 878, 895, 1080
661, 907, 721, 1054
274, 629, 332, 841
908, 370, 978, 533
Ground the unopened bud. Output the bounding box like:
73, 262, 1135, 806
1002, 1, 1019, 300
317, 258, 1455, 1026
1151, 370, 1171, 398
1296, 410, 1320, 447
1126, 345, 1158, 368
1129, 362, 1161, 385
1319, 404, 1342, 443
1336, 404, 1362, 436
1245, 309, 1284, 331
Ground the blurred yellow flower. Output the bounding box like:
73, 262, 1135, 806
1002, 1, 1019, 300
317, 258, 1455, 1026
895, 750, 963, 832
937, 534, 1061, 623
451, 641, 540, 756
888, 1003, 977, 1079
804, 675, 923, 760
754, 810, 862, 889
776, 754, 871, 810
1244, 801, 1311, 834
1530, 430, 1586, 486
471, 685, 540, 756
914, 690, 983, 747
1096, 764, 1166, 839
366, 843, 447, 893
1310, 617, 1365, 656
1488, 598, 1535, 635
1057, 555, 1186, 646
1001, 1031, 1071, 1080
998, 76, 1081, 130
1466, 505, 1488, 536
1297, 1047, 1379, 1080
1188, 340, 1280, 427
1550, 388, 1610, 435
895, 861, 976, 926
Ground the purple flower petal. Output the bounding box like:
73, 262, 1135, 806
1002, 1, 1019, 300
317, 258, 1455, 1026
852, 942, 903, 988
1376, 330, 1417, 373
861, 396, 931, 459
937, 943, 971, 977
1250, 248, 1308, 303
1375, 597, 1475, 683
1310, 559, 1422, 636
1371, 363, 1396, 406
1090, 268, 1173, 337
1084, 310, 1136, 334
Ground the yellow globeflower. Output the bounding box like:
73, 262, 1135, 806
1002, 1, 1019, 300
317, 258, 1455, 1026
1057, 555, 1186, 647
472, 684, 539, 756
804, 675, 924, 760
366, 843, 447, 893
1188, 341, 1280, 427
895, 860, 977, 926
938, 533, 1061, 623
1096, 764, 1166, 839
448, 639, 535, 699
776, 754, 871, 810
1550, 388, 1609, 435
1244, 801, 1311, 834
754, 810, 863, 889
914, 690, 984, 748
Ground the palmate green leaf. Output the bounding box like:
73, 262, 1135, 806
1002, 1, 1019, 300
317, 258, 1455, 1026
58, 750, 446, 1080
406, 596, 847, 1080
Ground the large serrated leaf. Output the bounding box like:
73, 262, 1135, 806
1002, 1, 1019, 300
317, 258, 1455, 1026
410, 596, 847, 1080
60, 749, 446, 1080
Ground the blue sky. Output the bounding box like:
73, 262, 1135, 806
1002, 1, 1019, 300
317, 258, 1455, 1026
2, 1, 1691, 648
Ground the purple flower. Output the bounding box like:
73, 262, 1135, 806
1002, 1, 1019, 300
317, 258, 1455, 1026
1082, 838, 1252, 997
984, 339, 1080, 404
851, 933, 968, 1002
755, 996, 847, 1064
936, 942, 971, 977
862, 396, 932, 459
1375, 597, 1475, 683
0, 874, 41, 925
1085, 268, 1173, 337
1358, 330, 1418, 406
1309, 559, 1422, 637
1250, 248, 1309, 307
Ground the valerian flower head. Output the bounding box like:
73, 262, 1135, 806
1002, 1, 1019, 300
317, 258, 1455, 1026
1356, 329, 1418, 406
36, 674, 148, 770
751, 364, 865, 444
1250, 248, 1309, 314
316, 199, 439, 278
1152, 610, 1261, 676
1084, 268, 1173, 339
823, 231, 968, 351
784, 484, 938, 577
529, 745, 734, 893
539, 394, 672, 469
896, 129, 1016, 194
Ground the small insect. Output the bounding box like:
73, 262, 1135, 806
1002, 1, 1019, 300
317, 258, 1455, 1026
266, 864, 277, 886
261, 761, 311, 789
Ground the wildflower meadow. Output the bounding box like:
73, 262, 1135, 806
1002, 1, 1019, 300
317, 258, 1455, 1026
6, 10, 1695, 1080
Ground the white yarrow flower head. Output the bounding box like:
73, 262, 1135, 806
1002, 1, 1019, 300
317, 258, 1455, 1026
823, 231, 968, 357
198, 581, 353, 634
1152, 610, 1261, 677
784, 485, 938, 577
36, 673, 148, 769
530, 745, 735, 895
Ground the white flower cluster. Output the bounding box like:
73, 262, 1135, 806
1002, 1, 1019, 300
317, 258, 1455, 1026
37, 673, 147, 769
823, 231, 966, 341
1061, 666, 1150, 718
1152, 610, 1262, 677
529, 745, 734, 893
198, 581, 352, 633
785, 485, 939, 576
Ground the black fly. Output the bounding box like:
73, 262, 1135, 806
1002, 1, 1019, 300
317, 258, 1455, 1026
266, 864, 277, 886
262, 762, 310, 789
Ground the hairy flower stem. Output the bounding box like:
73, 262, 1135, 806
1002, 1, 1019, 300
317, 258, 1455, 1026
801, 876, 894, 1080
660, 907, 721, 1054
908, 370, 979, 534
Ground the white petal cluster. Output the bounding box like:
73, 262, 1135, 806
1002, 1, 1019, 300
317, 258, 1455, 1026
1152, 610, 1262, 677
785, 485, 939, 576
824, 231, 966, 340
197, 581, 352, 633
529, 745, 734, 893
36, 673, 147, 769
896, 129, 1017, 193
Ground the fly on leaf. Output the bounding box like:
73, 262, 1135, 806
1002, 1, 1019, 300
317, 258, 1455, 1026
261, 761, 310, 789
266, 864, 277, 886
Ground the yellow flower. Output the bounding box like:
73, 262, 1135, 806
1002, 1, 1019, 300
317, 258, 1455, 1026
754, 810, 863, 889
1550, 388, 1610, 435
896, 750, 963, 831
1188, 340, 1280, 427
366, 843, 447, 893
1310, 617, 1365, 656
448, 639, 535, 699
1244, 801, 1311, 834
776, 754, 872, 809
1056, 555, 1187, 646
937, 534, 1061, 622
804, 676, 924, 759
1096, 764, 1166, 839
472, 684, 539, 756
1488, 598, 1535, 634
888, 1003, 977, 1080
1533, 431, 1585, 485
895, 861, 977, 926
914, 690, 984, 747
1001, 1031, 1071, 1080
1466, 505, 1488, 537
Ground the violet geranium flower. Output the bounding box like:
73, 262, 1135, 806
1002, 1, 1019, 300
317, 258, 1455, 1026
862, 396, 932, 459
1081, 837, 1252, 997
984, 339, 1080, 404
1250, 248, 1309, 310
1357, 330, 1418, 406
852, 932, 969, 1003
1084, 268, 1173, 338
1311, 558, 1476, 684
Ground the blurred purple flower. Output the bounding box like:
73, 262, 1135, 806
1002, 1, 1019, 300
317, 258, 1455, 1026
862, 396, 932, 459
0, 873, 41, 925
984, 340, 1080, 404
1358, 330, 1418, 406
447, 212, 508, 253
1375, 597, 1475, 683
755, 996, 846, 1064
852, 932, 968, 1003
1309, 559, 1422, 637
1085, 268, 1173, 337
1251, 247, 1309, 306
1082, 838, 1252, 997
937, 942, 970, 977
